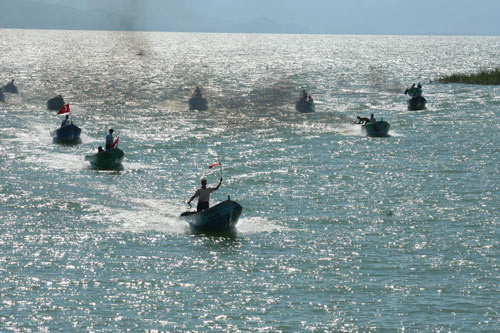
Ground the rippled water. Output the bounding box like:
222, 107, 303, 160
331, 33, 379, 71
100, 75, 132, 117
1, 29, 500, 331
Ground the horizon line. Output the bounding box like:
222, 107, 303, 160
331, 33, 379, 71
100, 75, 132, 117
1, 27, 499, 38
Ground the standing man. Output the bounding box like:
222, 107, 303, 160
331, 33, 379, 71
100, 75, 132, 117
105, 129, 114, 150
188, 177, 223, 212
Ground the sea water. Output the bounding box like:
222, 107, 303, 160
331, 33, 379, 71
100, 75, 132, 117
0, 29, 499, 331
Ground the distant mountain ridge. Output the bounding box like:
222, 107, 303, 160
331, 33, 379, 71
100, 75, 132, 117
231, 17, 308, 34
0, 0, 306, 34
1, 0, 499, 35
0, 0, 136, 31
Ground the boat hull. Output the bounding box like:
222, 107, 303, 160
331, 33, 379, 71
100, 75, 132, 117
3, 83, 17, 94
189, 97, 208, 110
362, 121, 390, 137
52, 124, 82, 144
181, 200, 243, 233
295, 100, 315, 113
0, 90, 4, 102
85, 148, 124, 170
407, 96, 427, 111
47, 96, 65, 110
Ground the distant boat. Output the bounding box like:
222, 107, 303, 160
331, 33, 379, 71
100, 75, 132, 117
3, 80, 18, 94
85, 148, 124, 170
51, 123, 82, 144
189, 96, 208, 110
405, 85, 427, 111
181, 198, 243, 233
188, 87, 208, 110
362, 120, 390, 137
0, 89, 4, 102
407, 96, 427, 111
295, 100, 315, 113
47, 95, 65, 111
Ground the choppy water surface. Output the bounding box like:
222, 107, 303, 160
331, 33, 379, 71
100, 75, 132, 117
1, 30, 499, 331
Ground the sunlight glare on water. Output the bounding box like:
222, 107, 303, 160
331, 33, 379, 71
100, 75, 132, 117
0, 30, 499, 331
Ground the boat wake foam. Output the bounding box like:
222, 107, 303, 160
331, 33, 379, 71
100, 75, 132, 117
336, 123, 365, 136
104, 199, 190, 234
235, 216, 287, 234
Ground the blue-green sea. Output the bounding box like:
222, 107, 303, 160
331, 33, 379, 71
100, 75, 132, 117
1, 29, 500, 331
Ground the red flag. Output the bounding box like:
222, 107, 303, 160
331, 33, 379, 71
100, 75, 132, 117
57, 104, 70, 114
112, 137, 119, 148
209, 162, 221, 169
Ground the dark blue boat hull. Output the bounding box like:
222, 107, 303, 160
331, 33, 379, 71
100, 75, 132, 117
52, 124, 82, 144
295, 100, 315, 113
362, 120, 390, 137
181, 200, 243, 233
407, 96, 427, 111
3, 83, 17, 94
189, 97, 208, 110
47, 96, 65, 110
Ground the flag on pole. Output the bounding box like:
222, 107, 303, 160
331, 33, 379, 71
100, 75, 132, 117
209, 162, 221, 169
112, 137, 119, 148
57, 104, 70, 114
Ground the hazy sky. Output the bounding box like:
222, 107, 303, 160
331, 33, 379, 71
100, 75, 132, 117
3, 0, 500, 35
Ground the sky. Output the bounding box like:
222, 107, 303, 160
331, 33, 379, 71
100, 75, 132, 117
2, 0, 500, 35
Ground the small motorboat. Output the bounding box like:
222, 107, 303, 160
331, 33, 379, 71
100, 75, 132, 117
51, 123, 82, 144
47, 95, 65, 110
407, 96, 427, 111
189, 86, 208, 110
362, 120, 390, 137
189, 96, 208, 110
3, 80, 18, 94
85, 148, 125, 170
405, 85, 427, 111
181, 197, 243, 233
295, 100, 315, 113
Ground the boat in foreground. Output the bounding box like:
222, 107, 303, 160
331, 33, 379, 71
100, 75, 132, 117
295, 100, 315, 113
51, 123, 82, 144
362, 120, 390, 137
407, 96, 427, 111
85, 148, 124, 170
181, 198, 243, 233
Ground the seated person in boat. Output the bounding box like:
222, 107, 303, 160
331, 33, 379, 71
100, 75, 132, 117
308, 95, 314, 103
369, 114, 376, 123
405, 83, 422, 97
105, 129, 114, 150
98, 146, 104, 153
61, 114, 71, 127
193, 86, 202, 98
187, 177, 223, 212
